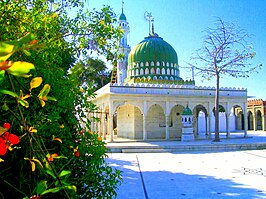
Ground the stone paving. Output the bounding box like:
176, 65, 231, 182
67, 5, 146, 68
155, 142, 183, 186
106, 131, 266, 199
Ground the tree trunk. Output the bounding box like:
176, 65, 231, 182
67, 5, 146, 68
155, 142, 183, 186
214, 74, 220, 142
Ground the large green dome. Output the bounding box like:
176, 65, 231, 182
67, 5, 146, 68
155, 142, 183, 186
127, 33, 181, 82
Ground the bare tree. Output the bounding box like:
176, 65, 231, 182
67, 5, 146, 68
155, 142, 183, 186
191, 18, 261, 142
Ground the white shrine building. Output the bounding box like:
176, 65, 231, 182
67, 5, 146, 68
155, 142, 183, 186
89, 9, 247, 142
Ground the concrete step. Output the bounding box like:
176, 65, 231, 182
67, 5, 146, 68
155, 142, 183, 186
107, 143, 266, 153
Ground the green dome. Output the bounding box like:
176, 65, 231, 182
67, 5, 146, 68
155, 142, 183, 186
119, 12, 127, 21
183, 105, 192, 115
127, 33, 181, 81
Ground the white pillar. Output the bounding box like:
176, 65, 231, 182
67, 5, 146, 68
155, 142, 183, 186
109, 114, 114, 142
109, 101, 114, 142
143, 114, 147, 140
206, 115, 210, 138
143, 101, 148, 141
226, 103, 231, 138
243, 102, 247, 137
165, 115, 170, 140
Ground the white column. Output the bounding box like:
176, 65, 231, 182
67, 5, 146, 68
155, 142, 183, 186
226, 113, 230, 138
165, 115, 170, 140
143, 114, 147, 140
143, 101, 148, 141
109, 101, 114, 142
165, 102, 170, 140
109, 114, 114, 142
206, 115, 210, 138
226, 103, 231, 138
208, 103, 213, 139
243, 102, 248, 137
103, 114, 107, 140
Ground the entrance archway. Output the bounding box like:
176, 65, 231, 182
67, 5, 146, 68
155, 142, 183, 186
147, 104, 165, 139
256, 110, 262, 130
247, 111, 253, 130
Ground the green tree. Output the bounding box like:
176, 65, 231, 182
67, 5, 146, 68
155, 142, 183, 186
190, 18, 261, 142
0, 0, 122, 198
70, 58, 111, 91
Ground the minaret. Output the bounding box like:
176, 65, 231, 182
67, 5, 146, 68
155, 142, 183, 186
117, 1, 131, 83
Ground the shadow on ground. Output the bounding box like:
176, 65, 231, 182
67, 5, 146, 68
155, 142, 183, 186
107, 156, 266, 199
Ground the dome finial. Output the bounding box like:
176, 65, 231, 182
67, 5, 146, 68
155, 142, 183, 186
152, 20, 155, 35
144, 11, 154, 35
122, 0, 124, 13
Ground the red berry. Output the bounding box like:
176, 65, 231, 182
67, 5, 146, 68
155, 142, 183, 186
3, 123, 10, 130
74, 150, 80, 157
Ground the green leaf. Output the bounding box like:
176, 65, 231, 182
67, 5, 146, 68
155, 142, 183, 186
36, 181, 47, 195
59, 170, 71, 178
18, 98, 29, 108
64, 185, 77, 192
0, 89, 18, 97
47, 96, 57, 101
7, 61, 35, 77
0, 70, 5, 84
41, 187, 62, 195
45, 170, 56, 180
23, 49, 31, 56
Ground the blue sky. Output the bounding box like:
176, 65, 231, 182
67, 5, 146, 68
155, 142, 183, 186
86, 0, 266, 99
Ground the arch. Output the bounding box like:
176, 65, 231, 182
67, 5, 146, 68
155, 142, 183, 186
147, 104, 165, 139
211, 105, 227, 132
145, 68, 149, 74
256, 110, 262, 130
153, 76, 158, 80
169, 104, 185, 139
145, 62, 149, 66
167, 68, 170, 75
166, 62, 169, 67
140, 68, 144, 75
156, 61, 160, 66
135, 69, 139, 75
170, 76, 174, 81
234, 106, 244, 131
136, 63, 139, 68
115, 104, 143, 139
171, 69, 174, 75
151, 68, 155, 74
247, 111, 254, 130
193, 104, 208, 137
156, 68, 160, 74
162, 61, 165, 66
140, 62, 144, 67
159, 76, 163, 80
151, 61, 154, 66
162, 68, 166, 75
164, 76, 168, 80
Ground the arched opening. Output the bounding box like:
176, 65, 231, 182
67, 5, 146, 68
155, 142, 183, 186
247, 111, 254, 130
256, 110, 262, 130
211, 105, 226, 132
147, 104, 165, 139
193, 104, 208, 138
116, 104, 143, 139
169, 104, 185, 139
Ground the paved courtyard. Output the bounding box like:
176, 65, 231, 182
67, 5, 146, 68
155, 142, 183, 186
107, 150, 266, 199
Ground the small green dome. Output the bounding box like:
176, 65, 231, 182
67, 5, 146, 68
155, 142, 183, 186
127, 33, 181, 81
119, 12, 127, 21
183, 105, 192, 115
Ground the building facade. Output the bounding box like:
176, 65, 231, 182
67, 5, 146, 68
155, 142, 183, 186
247, 99, 266, 131
89, 9, 248, 142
